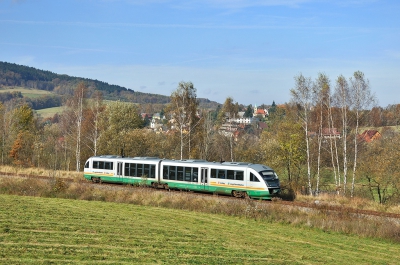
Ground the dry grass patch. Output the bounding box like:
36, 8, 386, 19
0, 165, 82, 180
295, 192, 400, 214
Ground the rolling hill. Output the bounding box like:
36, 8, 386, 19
0, 61, 220, 109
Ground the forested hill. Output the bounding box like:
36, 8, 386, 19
0, 61, 133, 97
0, 61, 220, 108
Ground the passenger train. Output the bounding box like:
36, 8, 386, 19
83, 156, 280, 200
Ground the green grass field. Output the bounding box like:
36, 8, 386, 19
0, 194, 398, 264
35, 106, 64, 118
0, 87, 53, 98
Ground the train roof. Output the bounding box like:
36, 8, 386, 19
87, 156, 274, 171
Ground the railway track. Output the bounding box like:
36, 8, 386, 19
1, 171, 400, 221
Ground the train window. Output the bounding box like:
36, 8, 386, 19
163, 166, 169, 179
235, 171, 244, 181
144, 164, 150, 178
150, 165, 155, 178
93, 161, 99, 169
105, 162, 112, 170
169, 166, 177, 180
211, 169, 217, 178
84, 161, 89, 169
99, 161, 105, 169
227, 170, 234, 180
193, 169, 198, 182
185, 167, 192, 182
137, 164, 143, 177
218, 170, 226, 179
124, 163, 130, 176
131, 163, 137, 177
177, 166, 184, 181
250, 173, 260, 182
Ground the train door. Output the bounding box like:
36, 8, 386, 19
201, 167, 208, 190
117, 161, 124, 183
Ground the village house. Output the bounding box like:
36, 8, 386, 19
358, 130, 381, 143
253, 104, 268, 118
308, 128, 341, 139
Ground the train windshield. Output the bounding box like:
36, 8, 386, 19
259, 170, 280, 187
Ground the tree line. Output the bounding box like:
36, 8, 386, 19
1, 73, 399, 204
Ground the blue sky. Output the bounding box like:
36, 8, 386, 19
1, 0, 399, 106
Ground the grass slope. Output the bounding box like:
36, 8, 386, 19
35, 106, 64, 118
0, 194, 397, 265
0, 87, 53, 98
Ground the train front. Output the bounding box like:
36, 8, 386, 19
258, 169, 280, 197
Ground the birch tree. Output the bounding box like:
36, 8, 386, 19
84, 91, 105, 156
333, 75, 351, 195
326, 83, 341, 189
312, 73, 330, 195
291, 74, 313, 195
167, 81, 199, 160
0, 103, 5, 164
198, 110, 214, 160
63, 82, 87, 172
349, 71, 375, 197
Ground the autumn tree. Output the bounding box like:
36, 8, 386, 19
290, 74, 313, 195
312, 73, 331, 195
9, 131, 35, 167
62, 82, 88, 172
98, 101, 143, 155
332, 75, 351, 195
349, 71, 376, 197
0, 102, 5, 164
197, 110, 216, 160
8, 104, 36, 166
166, 81, 199, 160
215, 97, 240, 161
83, 91, 105, 156
359, 130, 400, 204
261, 117, 305, 189
217, 97, 239, 125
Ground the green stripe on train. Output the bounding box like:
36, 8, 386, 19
83, 174, 272, 199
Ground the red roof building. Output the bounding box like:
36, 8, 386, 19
358, 130, 381, 143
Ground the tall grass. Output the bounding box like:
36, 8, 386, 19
1, 175, 400, 243
0, 165, 83, 180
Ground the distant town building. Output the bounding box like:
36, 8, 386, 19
358, 130, 381, 143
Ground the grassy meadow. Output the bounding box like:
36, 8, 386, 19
0, 87, 53, 98
1, 194, 399, 265
35, 106, 64, 118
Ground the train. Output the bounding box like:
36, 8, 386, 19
83, 155, 280, 200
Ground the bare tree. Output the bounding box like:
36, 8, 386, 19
167, 81, 199, 160
64, 82, 87, 172
333, 75, 351, 195
326, 85, 341, 189
291, 74, 313, 195
198, 110, 214, 160
349, 71, 376, 197
313, 73, 331, 195
84, 91, 104, 156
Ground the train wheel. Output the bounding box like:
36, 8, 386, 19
232, 190, 245, 198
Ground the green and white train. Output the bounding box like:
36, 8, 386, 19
83, 156, 280, 200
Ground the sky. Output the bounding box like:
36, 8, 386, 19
1, 0, 399, 107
